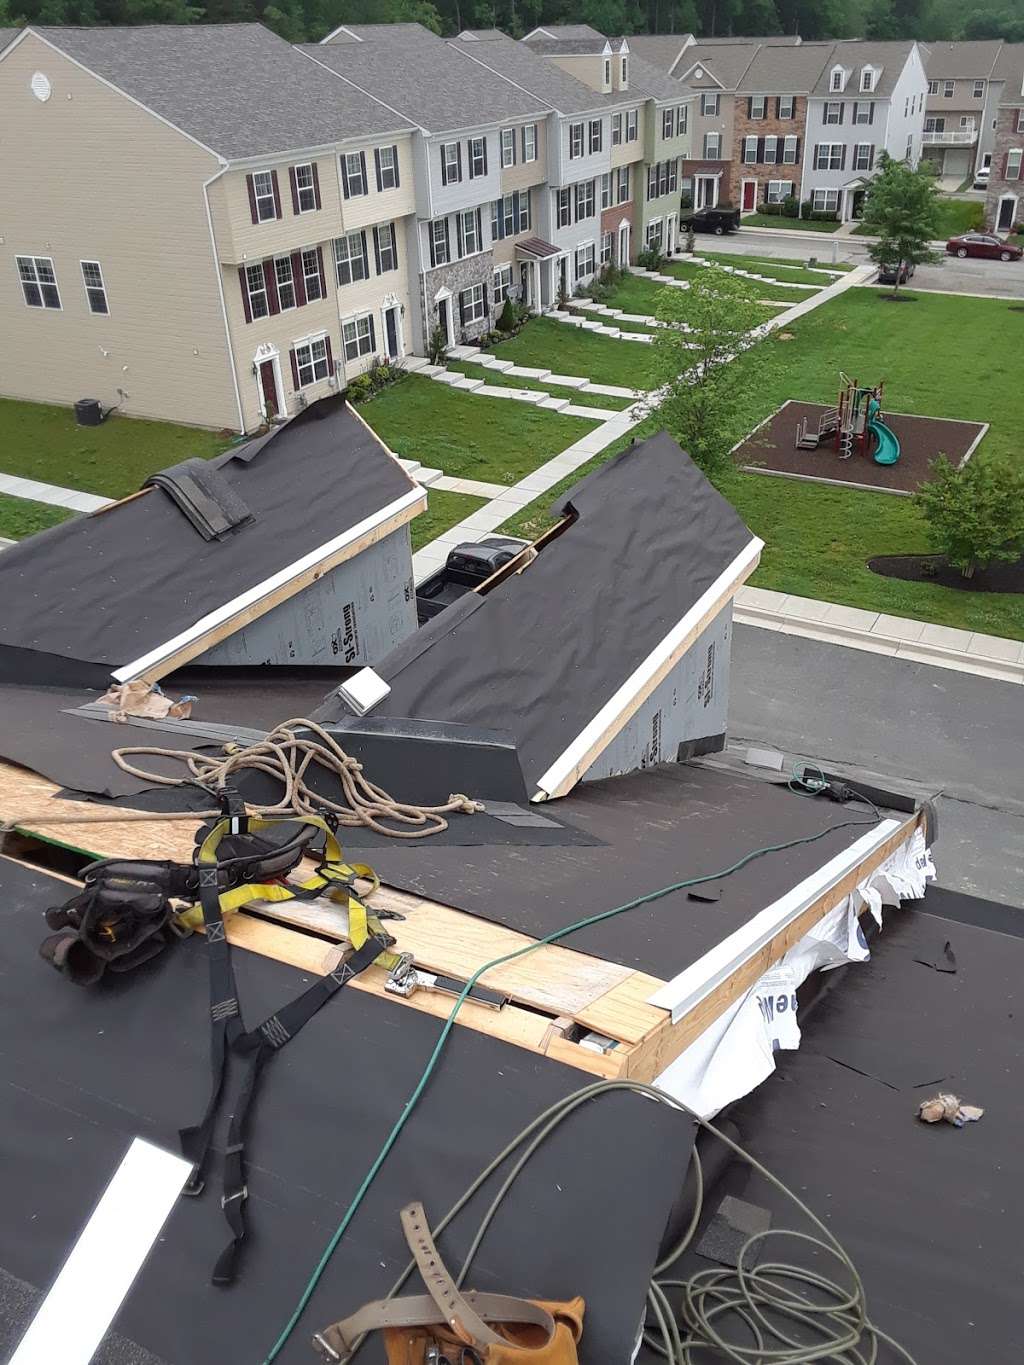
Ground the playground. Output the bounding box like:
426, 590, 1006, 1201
734, 379, 988, 496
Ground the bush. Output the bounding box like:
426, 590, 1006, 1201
637, 246, 667, 271
497, 296, 516, 333
782, 195, 800, 219
810, 210, 839, 222
346, 357, 404, 404
915, 455, 1024, 577
759, 201, 783, 216
680, 190, 694, 211
345, 373, 372, 404
799, 199, 813, 220
426, 323, 449, 366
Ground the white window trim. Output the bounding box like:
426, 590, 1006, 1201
830, 67, 846, 92
743, 135, 758, 164
251, 169, 278, 222
341, 152, 368, 198
441, 141, 461, 184
341, 311, 376, 364
569, 122, 584, 159
301, 247, 324, 302
293, 161, 317, 214
944, 80, 954, 98
500, 127, 516, 168
765, 180, 793, 204
779, 96, 795, 118
589, 118, 603, 154
459, 282, 487, 325
626, 108, 639, 140
273, 254, 297, 311
522, 124, 537, 163
293, 331, 332, 389
782, 135, 798, 165
244, 262, 268, 320
79, 259, 108, 316
335, 230, 370, 286
750, 95, 767, 119
376, 144, 399, 191
812, 188, 839, 211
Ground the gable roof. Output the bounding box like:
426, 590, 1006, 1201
679, 42, 761, 91
921, 39, 1003, 80
625, 52, 692, 102
0, 398, 422, 688
310, 23, 545, 133
523, 24, 606, 43
13, 24, 409, 159
812, 40, 918, 97
623, 33, 693, 75
451, 29, 628, 115
0, 27, 18, 51
990, 41, 1024, 98
736, 42, 837, 95
526, 35, 613, 55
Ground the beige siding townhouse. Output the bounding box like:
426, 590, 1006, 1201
0, 24, 416, 433
922, 40, 1004, 182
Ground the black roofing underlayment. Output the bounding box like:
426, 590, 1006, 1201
0, 399, 414, 685
636, 891, 1024, 1364
0, 858, 692, 1365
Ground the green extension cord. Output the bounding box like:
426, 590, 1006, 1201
263, 799, 886, 1364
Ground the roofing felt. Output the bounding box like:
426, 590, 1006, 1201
810, 40, 918, 97
315, 431, 757, 793
19, 24, 409, 158
309, 23, 546, 131
448, 29, 629, 114
678, 42, 762, 89
0, 397, 416, 686
921, 38, 1003, 79
736, 41, 838, 94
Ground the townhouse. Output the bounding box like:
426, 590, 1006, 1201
0, 24, 417, 431
673, 42, 761, 210
921, 40, 1003, 181
802, 42, 927, 222
984, 44, 1024, 233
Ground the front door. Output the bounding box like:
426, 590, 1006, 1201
851, 189, 866, 220
997, 197, 1016, 232
258, 360, 279, 421
384, 306, 400, 360
666, 211, 678, 252
742, 179, 757, 212
618, 222, 630, 266
696, 175, 718, 209
437, 297, 451, 347
558, 255, 568, 299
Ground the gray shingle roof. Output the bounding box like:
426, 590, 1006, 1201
0, 27, 18, 51
628, 53, 692, 103
527, 36, 611, 55
989, 41, 1024, 92
677, 42, 761, 90
623, 34, 693, 74
312, 24, 546, 132
921, 40, 1003, 79
449, 30, 628, 114
736, 42, 837, 95
26, 24, 409, 159
525, 24, 606, 42
811, 40, 917, 97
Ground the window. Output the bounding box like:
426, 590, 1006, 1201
574, 241, 596, 280
700, 92, 719, 116
429, 218, 450, 268
522, 124, 537, 162
927, 79, 939, 95
677, 104, 688, 134
778, 95, 795, 119
703, 131, 721, 159
492, 189, 531, 239
251, 170, 278, 221
944, 80, 954, 98
274, 255, 296, 310
294, 335, 331, 387
459, 283, 487, 325
493, 263, 513, 305
766, 180, 793, 203
626, 108, 638, 140
663, 107, 674, 139
340, 152, 367, 198
457, 208, 482, 257
906, 134, 913, 160
575, 179, 595, 220
569, 122, 584, 158
853, 143, 874, 171
830, 66, 845, 92
743, 135, 758, 164
244, 262, 268, 320
441, 142, 462, 185
342, 315, 375, 363
646, 220, 663, 250
647, 160, 678, 199
334, 231, 369, 285
600, 230, 613, 264
374, 144, 399, 191
960, 116, 974, 130
373, 222, 398, 274
601, 172, 611, 208
611, 112, 623, 145
860, 67, 875, 92
621, 56, 627, 84
556, 186, 572, 227
80, 260, 108, 314
469, 137, 487, 179
750, 95, 767, 119
782, 135, 798, 164
589, 119, 602, 153
302, 247, 324, 302
814, 143, 843, 170
925, 117, 945, 132
812, 188, 839, 212
616, 165, 630, 202
824, 101, 843, 125
1016, 110, 1024, 132
293, 163, 318, 213
500, 127, 516, 168
603, 58, 611, 87
973, 80, 985, 99
763, 135, 778, 164
853, 101, 873, 125
1007, 149, 1022, 180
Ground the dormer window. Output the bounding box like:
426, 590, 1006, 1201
620, 56, 628, 85
604, 58, 611, 87
830, 66, 845, 93
860, 67, 876, 92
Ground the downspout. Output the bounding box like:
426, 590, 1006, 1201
203, 163, 246, 435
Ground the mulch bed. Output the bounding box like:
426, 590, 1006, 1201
869, 552, 1024, 594
735, 401, 987, 495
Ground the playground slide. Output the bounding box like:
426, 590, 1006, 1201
868, 416, 901, 466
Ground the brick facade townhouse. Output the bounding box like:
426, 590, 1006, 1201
984, 45, 1024, 232
675, 43, 761, 210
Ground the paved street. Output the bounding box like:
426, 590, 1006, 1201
729, 624, 1024, 907
706, 228, 1024, 298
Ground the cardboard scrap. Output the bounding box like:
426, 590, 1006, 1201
918, 1093, 984, 1127
96, 681, 195, 723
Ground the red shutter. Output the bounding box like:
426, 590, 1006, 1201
239, 266, 252, 323
288, 166, 300, 214
246, 174, 258, 225
271, 169, 282, 219
324, 334, 334, 374
316, 245, 327, 297
312, 162, 322, 209
289, 348, 300, 390
263, 260, 280, 315
292, 251, 306, 307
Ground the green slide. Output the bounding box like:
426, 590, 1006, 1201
866, 397, 900, 466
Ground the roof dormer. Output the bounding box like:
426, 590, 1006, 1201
616, 38, 629, 91
829, 64, 848, 93
859, 64, 878, 93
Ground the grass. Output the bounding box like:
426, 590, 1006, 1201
410, 488, 486, 551
664, 260, 817, 302
489, 317, 665, 389
0, 398, 230, 499
502, 287, 1024, 640
360, 373, 599, 485
699, 251, 854, 275
445, 363, 633, 411
741, 213, 841, 233
852, 198, 984, 238
694, 253, 841, 286
594, 273, 673, 315
0, 493, 75, 540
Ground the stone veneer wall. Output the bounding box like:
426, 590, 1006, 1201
420, 251, 497, 345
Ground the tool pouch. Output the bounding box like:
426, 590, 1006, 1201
312, 1203, 584, 1365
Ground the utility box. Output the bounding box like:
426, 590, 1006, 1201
74, 398, 103, 427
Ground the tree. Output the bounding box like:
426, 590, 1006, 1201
647, 266, 775, 477
915, 455, 1024, 577
859, 152, 942, 294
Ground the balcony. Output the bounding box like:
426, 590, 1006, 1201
922, 129, 977, 146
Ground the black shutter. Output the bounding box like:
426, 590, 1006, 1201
868, 146, 875, 170
757, 137, 765, 163
368, 316, 376, 351
794, 137, 800, 165
840, 145, 847, 170
869, 103, 875, 124
838, 103, 845, 125
340, 155, 350, 198
392, 147, 400, 187
747, 96, 753, 117
289, 166, 299, 214
459, 290, 467, 326
440, 146, 448, 185
374, 147, 383, 191
775, 96, 780, 118
457, 144, 463, 181
239, 267, 251, 323
444, 220, 451, 260
428, 225, 437, 268
270, 170, 282, 218
391, 223, 399, 271
359, 151, 367, 192
476, 207, 482, 248
312, 163, 321, 209
373, 225, 382, 274
492, 201, 502, 242
456, 215, 464, 258
246, 175, 258, 225
291, 251, 306, 307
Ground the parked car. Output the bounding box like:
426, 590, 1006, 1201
946, 231, 1023, 262
973, 166, 990, 190
415, 537, 530, 623
679, 206, 741, 236
877, 260, 915, 284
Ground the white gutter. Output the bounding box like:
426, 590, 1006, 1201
202, 163, 246, 435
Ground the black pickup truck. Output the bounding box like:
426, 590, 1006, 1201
415, 536, 529, 624
679, 206, 742, 236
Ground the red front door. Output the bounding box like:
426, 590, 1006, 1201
259, 360, 279, 419
742, 180, 757, 211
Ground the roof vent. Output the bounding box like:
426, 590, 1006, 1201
145, 457, 254, 540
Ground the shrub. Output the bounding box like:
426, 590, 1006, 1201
759, 201, 783, 216
637, 246, 667, 271
497, 296, 516, 333
556, 276, 570, 309
344, 374, 372, 404
680, 190, 694, 211
782, 195, 800, 219
810, 210, 839, 222
915, 455, 1024, 577
799, 199, 813, 220
426, 323, 449, 366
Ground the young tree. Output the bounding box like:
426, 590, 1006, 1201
915, 455, 1024, 578
647, 266, 775, 478
860, 152, 942, 294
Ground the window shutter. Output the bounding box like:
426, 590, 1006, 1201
868, 146, 875, 170
359, 151, 368, 192
292, 251, 306, 307
271, 169, 282, 218
747, 97, 753, 117
367, 316, 375, 351
794, 137, 800, 164
340, 156, 351, 198
492, 201, 502, 242
312, 163, 321, 210
444, 220, 450, 260
373, 225, 382, 273
246, 175, 258, 225
289, 349, 300, 390
1002, 151, 1009, 176
324, 334, 334, 374
391, 224, 399, 271
239, 266, 252, 323
457, 143, 464, 180
440, 146, 448, 186
757, 137, 765, 163
289, 166, 300, 215
838, 103, 845, 125
374, 147, 383, 191
392, 147, 400, 188
317, 246, 327, 296
428, 227, 437, 268
840, 145, 847, 170
456, 215, 464, 258
459, 290, 467, 326
476, 207, 482, 247
868, 103, 874, 124
775, 97, 781, 118
263, 260, 280, 315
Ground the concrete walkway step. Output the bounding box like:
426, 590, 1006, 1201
581, 382, 635, 398
452, 376, 485, 391
544, 373, 589, 390
474, 384, 545, 404
403, 355, 430, 373
415, 466, 444, 488
505, 365, 552, 380
418, 364, 445, 378
538, 395, 572, 412
446, 344, 477, 360
433, 475, 510, 498
484, 357, 515, 373
457, 352, 493, 367
429, 370, 463, 386
563, 404, 615, 421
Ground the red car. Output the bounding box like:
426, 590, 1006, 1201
946, 231, 1022, 262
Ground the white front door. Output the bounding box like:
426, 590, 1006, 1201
382, 305, 403, 360
666, 212, 678, 253
618, 221, 631, 266
696, 175, 719, 209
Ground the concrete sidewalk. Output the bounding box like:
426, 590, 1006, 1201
0, 471, 111, 513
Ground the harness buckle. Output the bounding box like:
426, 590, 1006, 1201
183, 1171, 205, 1198
312, 1332, 344, 1362
385, 952, 421, 998
221, 1184, 248, 1208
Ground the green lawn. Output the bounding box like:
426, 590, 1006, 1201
0, 494, 75, 540
360, 373, 599, 485
695, 253, 840, 286
698, 251, 854, 275
446, 363, 632, 411
852, 198, 984, 239
741, 213, 841, 233
489, 317, 665, 389
595, 273, 674, 315
0, 398, 230, 499
664, 260, 818, 303
410, 488, 486, 550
